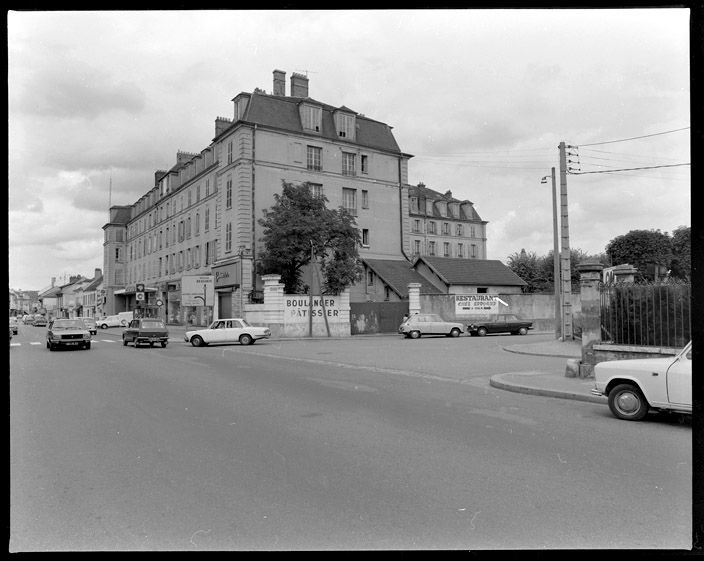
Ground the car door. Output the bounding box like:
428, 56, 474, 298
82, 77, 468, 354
208, 320, 228, 343
125, 320, 138, 342
227, 320, 245, 343
666, 344, 692, 406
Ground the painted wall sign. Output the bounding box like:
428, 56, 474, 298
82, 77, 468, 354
455, 294, 500, 315
182, 275, 214, 306
213, 262, 241, 289
284, 296, 342, 324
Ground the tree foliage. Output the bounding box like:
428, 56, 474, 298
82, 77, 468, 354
257, 181, 363, 294
605, 229, 674, 280
669, 226, 691, 280
507, 248, 608, 293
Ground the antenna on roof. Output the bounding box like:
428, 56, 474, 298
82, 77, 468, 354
109, 174, 112, 214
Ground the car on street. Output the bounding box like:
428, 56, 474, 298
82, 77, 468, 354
46, 318, 92, 351
9, 327, 13, 342
591, 341, 692, 421
23, 314, 35, 325
33, 315, 48, 327
122, 318, 169, 348
9, 317, 19, 335
80, 317, 98, 335
466, 314, 533, 336
398, 313, 464, 339
185, 318, 271, 347
98, 314, 131, 329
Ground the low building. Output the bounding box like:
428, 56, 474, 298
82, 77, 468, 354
412, 255, 527, 294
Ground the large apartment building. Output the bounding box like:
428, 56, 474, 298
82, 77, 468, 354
102, 70, 414, 324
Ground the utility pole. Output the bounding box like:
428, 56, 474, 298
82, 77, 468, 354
558, 142, 573, 339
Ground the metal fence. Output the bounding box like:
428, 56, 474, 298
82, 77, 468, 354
600, 280, 691, 348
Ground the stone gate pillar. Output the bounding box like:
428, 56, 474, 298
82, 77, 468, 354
408, 283, 421, 315
577, 261, 604, 378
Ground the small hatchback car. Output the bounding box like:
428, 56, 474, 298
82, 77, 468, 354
122, 318, 169, 348
46, 318, 92, 351
399, 313, 464, 339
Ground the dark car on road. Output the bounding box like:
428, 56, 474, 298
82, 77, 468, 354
467, 314, 533, 336
122, 318, 169, 348
46, 318, 92, 350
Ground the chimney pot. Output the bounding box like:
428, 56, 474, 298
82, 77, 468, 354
273, 69, 286, 96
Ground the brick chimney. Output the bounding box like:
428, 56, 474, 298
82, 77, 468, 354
290, 72, 309, 98
215, 116, 232, 137
273, 69, 286, 96
94, 268, 102, 280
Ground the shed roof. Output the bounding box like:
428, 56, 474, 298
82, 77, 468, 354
414, 256, 527, 287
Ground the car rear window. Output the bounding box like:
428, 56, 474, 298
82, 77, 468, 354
141, 321, 165, 328
53, 320, 85, 329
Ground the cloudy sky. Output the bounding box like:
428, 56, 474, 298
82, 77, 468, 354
8, 9, 690, 291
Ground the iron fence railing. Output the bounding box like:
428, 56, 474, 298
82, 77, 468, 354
600, 280, 691, 348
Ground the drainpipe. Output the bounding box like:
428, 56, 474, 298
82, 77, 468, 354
398, 156, 411, 261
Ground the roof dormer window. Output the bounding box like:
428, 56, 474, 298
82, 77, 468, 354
334, 111, 356, 141
300, 103, 322, 133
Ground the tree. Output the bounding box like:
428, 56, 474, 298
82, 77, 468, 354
507, 248, 608, 293
257, 181, 363, 294
669, 225, 690, 280
605, 229, 673, 280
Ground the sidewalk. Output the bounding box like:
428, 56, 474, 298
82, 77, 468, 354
494, 337, 607, 404
166, 325, 604, 404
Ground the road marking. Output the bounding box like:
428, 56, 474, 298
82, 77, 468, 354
30, 342, 42, 345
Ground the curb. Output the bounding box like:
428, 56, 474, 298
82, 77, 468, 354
489, 372, 607, 404
501, 346, 581, 359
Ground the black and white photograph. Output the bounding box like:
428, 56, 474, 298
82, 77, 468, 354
9, 8, 693, 552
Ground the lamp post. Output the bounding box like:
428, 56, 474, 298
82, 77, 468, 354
542, 168, 561, 339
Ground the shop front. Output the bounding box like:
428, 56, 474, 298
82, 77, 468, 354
212, 258, 242, 319
182, 274, 214, 327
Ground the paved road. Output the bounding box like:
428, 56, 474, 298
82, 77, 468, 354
10, 326, 692, 551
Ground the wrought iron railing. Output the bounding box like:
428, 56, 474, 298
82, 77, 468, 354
599, 279, 690, 348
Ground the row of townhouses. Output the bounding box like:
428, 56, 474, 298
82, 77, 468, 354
97, 69, 523, 326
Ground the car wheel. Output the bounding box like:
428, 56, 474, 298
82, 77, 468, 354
46, 341, 50, 349
608, 383, 649, 421
477, 327, 487, 337
123, 336, 128, 346
239, 334, 253, 345
409, 330, 421, 339
48, 342, 55, 351
518, 327, 528, 335
84, 342, 91, 350
450, 328, 461, 337
191, 335, 204, 347
161, 342, 167, 348
100, 324, 108, 329
149, 342, 154, 348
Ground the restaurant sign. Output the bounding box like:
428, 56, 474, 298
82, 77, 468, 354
455, 294, 502, 315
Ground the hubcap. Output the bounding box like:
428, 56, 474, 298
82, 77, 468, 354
616, 392, 640, 413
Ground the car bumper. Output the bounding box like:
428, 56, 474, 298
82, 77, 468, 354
591, 388, 605, 397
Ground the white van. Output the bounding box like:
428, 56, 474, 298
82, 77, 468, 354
97, 311, 134, 329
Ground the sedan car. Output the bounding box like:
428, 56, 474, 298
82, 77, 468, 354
81, 317, 98, 335
592, 341, 692, 421
46, 318, 92, 351
122, 318, 169, 348
399, 313, 464, 339
33, 315, 48, 327
9, 317, 18, 335
467, 314, 533, 336
185, 318, 271, 347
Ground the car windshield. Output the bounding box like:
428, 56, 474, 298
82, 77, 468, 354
141, 320, 165, 328
82, 318, 95, 325
53, 319, 85, 329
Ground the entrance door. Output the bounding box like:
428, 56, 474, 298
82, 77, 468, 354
218, 292, 232, 320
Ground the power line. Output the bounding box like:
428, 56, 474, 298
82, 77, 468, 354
570, 163, 690, 175
576, 127, 690, 147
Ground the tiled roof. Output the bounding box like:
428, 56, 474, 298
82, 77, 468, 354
362, 258, 443, 297
83, 275, 103, 291
415, 256, 527, 286
240, 93, 404, 154
38, 286, 61, 298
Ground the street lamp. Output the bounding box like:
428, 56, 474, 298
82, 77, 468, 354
542, 168, 561, 339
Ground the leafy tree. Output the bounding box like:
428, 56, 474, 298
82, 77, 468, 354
605, 229, 673, 280
669, 225, 691, 280
508, 248, 609, 292
257, 181, 362, 294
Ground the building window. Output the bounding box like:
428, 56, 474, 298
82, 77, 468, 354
471, 244, 477, 258
205, 179, 210, 197
414, 240, 421, 254
444, 242, 450, 257
367, 270, 374, 287
186, 217, 192, 239
307, 146, 322, 171
205, 208, 210, 232
205, 242, 210, 265
227, 140, 233, 164
362, 190, 369, 209
428, 241, 436, 256
442, 222, 450, 235
309, 183, 323, 198
195, 213, 200, 234
301, 104, 322, 132
115, 248, 120, 261
413, 219, 421, 233
196, 185, 201, 202
458, 243, 463, 258
361, 154, 368, 174
470, 226, 476, 238
225, 223, 232, 253
226, 179, 232, 209
188, 190, 192, 207
428, 221, 437, 234
410, 197, 419, 213
362, 228, 370, 247
342, 152, 356, 176
336, 112, 355, 139
456, 223, 464, 236
342, 188, 357, 215
477, 287, 488, 294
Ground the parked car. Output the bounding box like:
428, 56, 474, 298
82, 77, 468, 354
399, 313, 464, 339
79, 317, 98, 335
23, 315, 35, 325
46, 318, 92, 351
33, 315, 48, 327
10, 327, 13, 342
185, 318, 271, 347
591, 341, 692, 421
467, 314, 533, 336
122, 318, 169, 348
9, 317, 18, 335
